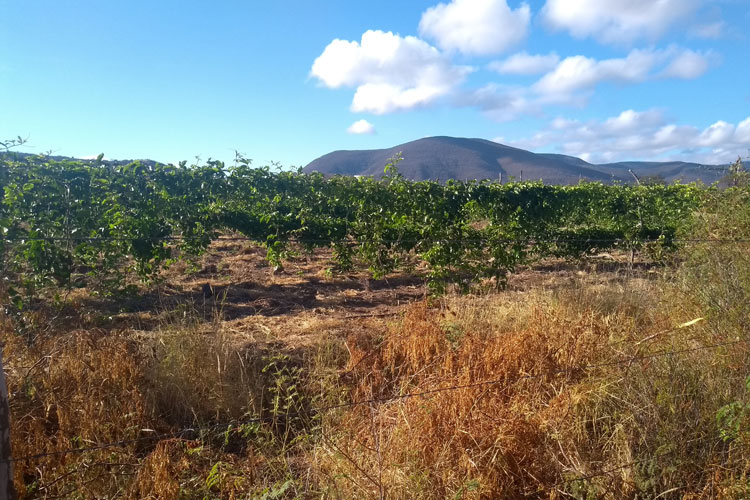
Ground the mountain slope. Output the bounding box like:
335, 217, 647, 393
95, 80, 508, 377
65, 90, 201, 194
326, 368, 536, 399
304, 136, 727, 184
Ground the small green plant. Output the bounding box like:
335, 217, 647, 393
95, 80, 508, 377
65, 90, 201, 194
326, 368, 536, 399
261, 353, 306, 443
204, 461, 223, 493
452, 479, 480, 499
717, 376, 750, 443
253, 479, 295, 500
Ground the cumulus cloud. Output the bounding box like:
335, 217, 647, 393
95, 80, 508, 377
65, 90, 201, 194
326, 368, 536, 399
488, 52, 560, 75
736, 118, 750, 143
419, 0, 530, 55
463, 48, 711, 122
698, 121, 734, 147
347, 119, 376, 135
458, 84, 540, 121
533, 47, 711, 97
660, 49, 712, 79
602, 109, 664, 134
541, 0, 701, 44
502, 109, 750, 164
311, 15, 716, 126
310, 30, 470, 114
689, 21, 726, 39
533, 51, 653, 95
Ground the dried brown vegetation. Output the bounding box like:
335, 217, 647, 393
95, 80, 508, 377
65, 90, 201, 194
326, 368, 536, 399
318, 281, 750, 499
3, 220, 750, 498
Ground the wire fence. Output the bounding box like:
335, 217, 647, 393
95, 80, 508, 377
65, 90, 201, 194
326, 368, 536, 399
4, 334, 747, 465
3, 235, 750, 244
2, 240, 749, 497
4, 334, 746, 498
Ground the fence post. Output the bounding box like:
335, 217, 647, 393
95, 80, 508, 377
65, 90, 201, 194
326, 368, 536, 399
0, 346, 16, 500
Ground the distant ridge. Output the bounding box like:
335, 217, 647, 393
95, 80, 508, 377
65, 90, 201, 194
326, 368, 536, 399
304, 136, 728, 185
0, 150, 159, 168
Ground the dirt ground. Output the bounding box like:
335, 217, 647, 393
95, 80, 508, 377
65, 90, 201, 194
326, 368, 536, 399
52, 237, 663, 351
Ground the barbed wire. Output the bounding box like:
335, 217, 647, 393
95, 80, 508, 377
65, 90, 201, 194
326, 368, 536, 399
556, 451, 676, 488
3, 235, 750, 244
4, 334, 748, 466
552, 431, 741, 492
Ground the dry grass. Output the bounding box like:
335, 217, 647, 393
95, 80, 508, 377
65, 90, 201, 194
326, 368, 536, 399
4, 328, 149, 498
314, 279, 750, 499
3, 230, 750, 498
1, 303, 335, 499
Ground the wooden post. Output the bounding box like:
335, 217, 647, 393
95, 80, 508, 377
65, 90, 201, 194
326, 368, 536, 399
0, 347, 15, 500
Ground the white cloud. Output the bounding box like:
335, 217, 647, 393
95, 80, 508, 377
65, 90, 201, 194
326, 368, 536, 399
735, 118, 750, 143
488, 52, 560, 75
698, 121, 734, 147
502, 110, 750, 164
541, 0, 701, 44
602, 109, 664, 134
351, 83, 448, 114
689, 21, 726, 39
459, 84, 539, 121
311, 20, 715, 126
533, 52, 648, 95
660, 49, 712, 79
533, 47, 711, 97
550, 117, 576, 130
457, 46, 711, 123
346, 119, 376, 135
419, 0, 530, 55
310, 30, 470, 114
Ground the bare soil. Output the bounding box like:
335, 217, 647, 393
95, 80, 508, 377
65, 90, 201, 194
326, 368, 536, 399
51, 238, 663, 351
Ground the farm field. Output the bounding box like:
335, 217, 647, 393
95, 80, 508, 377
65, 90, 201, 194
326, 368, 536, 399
4, 0, 750, 497
2, 155, 750, 499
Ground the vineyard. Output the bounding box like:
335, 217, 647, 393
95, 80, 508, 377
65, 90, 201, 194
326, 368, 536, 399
1, 153, 702, 302
2, 153, 750, 499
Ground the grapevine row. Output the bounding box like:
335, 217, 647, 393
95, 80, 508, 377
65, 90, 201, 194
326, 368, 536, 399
0, 153, 705, 308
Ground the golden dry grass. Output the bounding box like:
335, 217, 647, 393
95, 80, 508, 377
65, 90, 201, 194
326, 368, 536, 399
314, 281, 750, 499
2, 242, 750, 498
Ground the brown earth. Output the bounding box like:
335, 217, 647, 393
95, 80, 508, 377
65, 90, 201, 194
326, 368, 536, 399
52, 237, 661, 351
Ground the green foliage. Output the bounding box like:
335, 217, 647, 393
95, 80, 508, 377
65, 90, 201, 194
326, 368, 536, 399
204, 461, 223, 493
0, 135, 27, 152
679, 183, 750, 327
717, 395, 750, 443
1, 152, 707, 333
253, 479, 295, 500
724, 157, 749, 187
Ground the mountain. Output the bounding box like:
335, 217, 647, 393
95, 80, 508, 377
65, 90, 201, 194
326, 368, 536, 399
304, 136, 728, 185
0, 150, 160, 168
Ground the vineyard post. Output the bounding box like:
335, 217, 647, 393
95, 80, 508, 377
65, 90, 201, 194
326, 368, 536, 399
0, 346, 15, 500
627, 170, 644, 266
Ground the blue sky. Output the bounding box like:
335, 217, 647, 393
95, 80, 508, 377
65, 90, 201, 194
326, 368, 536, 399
1, 0, 749, 167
